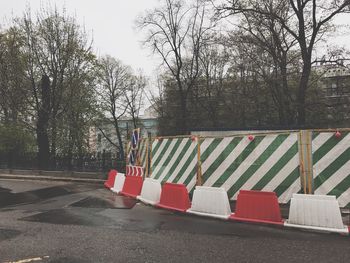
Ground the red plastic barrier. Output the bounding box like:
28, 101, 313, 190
126, 165, 144, 177
156, 183, 191, 212
126, 165, 143, 176
104, 169, 117, 189
229, 190, 283, 225
119, 175, 143, 198
126, 165, 131, 176
136, 166, 143, 176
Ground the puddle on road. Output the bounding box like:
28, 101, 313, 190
69, 196, 137, 209
19, 207, 163, 233
0, 186, 12, 193
0, 228, 21, 241
0, 186, 77, 208
19, 209, 96, 226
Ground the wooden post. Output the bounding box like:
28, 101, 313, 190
145, 138, 149, 177
125, 140, 129, 171
306, 131, 313, 194
298, 131, 307, 194
298, 130, 313, 194
149, 137, 154, 177
196, 136, 202, 186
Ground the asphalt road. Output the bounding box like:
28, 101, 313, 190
0, 179, 349, 263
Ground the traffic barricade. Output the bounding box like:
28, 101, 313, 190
119, 175, 143, 198
156, 183, 191, 212
284, 194, 349, 234
229, 190, 284, 225
137, 178, 162, 205
104, 169, 117, 189
187, 186, 232, 219
110, 173, 126, 194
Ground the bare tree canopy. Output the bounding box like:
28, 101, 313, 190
211, 0, 350, 125
138, 0, 214, 134
95, 55, 146, 158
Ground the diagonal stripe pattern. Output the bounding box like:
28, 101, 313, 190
126, 138, 148, 169
200, 133, 301, 203
150, 138, 198, 192
312, 131, 350, 208
139, 138, 148, 168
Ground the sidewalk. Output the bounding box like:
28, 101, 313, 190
0, 173, 104, 184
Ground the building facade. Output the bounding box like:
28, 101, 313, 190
316, 61, 350, 127
89, 106, 158, 158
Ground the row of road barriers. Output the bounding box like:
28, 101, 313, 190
104, 173, 349, 235
144, 129, 350, 208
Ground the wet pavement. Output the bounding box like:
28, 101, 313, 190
0, 179, 349, 263
0, 229, 21, 242
70, 195, 138, 209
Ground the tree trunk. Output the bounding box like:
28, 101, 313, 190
36, 75, 51, 170
280, 59, 293, 125
112, 115, 124, 160
50, 116, 57, 169
240, 67, 246, 128
179, 92, 188, 134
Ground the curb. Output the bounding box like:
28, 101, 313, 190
0, 173, 104, 184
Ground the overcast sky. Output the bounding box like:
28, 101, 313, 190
0, 0, 161, 76
0, 0, 349, 77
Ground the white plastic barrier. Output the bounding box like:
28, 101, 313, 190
137, 178, 162, 205
187, 186, 232, 220
110, 173, 125, 194
284, 194, 349, 234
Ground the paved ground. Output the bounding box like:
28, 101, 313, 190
0, 179, 349, 263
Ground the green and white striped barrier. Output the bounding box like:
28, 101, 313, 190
146, 130, 349, 207
126, 138, 148, 167
139, 138, 148, 169
312, 131, 350, 208
150, 137, 198, 191
200, 133, 301, 203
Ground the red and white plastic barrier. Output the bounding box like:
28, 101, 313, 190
104, 171, 349, 235
156, 183, 191, 212
137, 178, 162, 205
104, 169, 117, 189
110, 173, 125, 194
284, 194, 349, 234
229, 190, 284, 225
126, 165, 144, 177
187, 186, 232, 219
119, 175, 143, 198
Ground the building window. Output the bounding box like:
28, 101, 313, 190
327, 83, 339, 97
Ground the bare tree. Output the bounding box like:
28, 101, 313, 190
95, 55, 131, 159
212, 0, 350, 125
138, 0, 212, 134
145, 75, 167, 120
232, 4, 298, 125
195, 38, 229, 127
124, 72, 146, 129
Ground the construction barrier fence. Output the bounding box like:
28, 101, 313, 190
312, 130, 350, 208
150, 137, 198, 192
200, 132, 301, 204
128, 129, 350, 207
